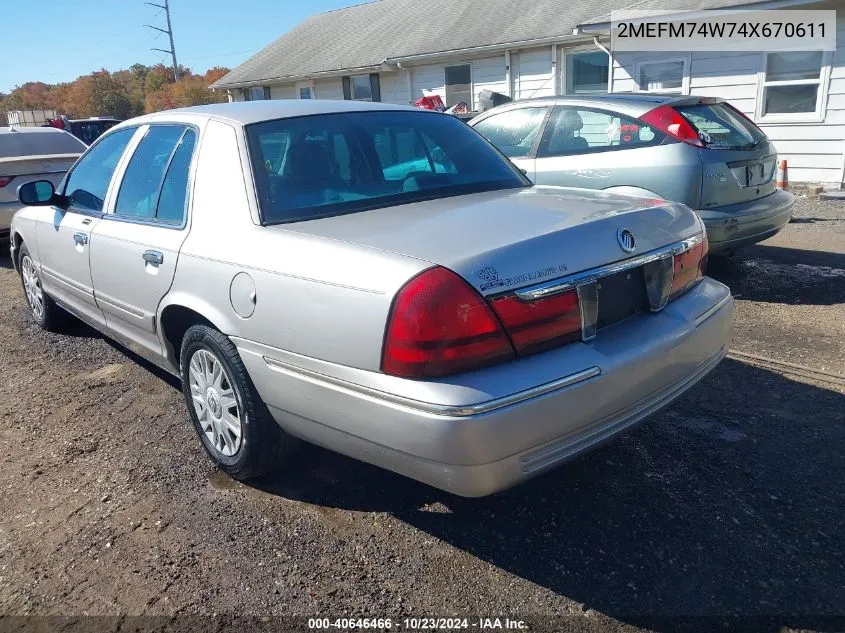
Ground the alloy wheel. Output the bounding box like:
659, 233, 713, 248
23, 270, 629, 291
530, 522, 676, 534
21, 256, 44, 320
188, 348, 243, 457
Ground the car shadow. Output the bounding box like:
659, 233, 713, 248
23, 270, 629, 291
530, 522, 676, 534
249, 359, 845, 629
0, 247, 14, 270
708, 245, 845, 306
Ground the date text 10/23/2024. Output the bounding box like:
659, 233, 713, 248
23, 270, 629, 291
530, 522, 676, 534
308, 617, 528, 630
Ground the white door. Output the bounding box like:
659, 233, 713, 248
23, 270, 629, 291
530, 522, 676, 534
36, 127, 137, 325
89, 124, 197, 357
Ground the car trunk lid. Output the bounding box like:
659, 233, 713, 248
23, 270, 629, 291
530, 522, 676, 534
277, 186, 702, 296
0, 154, 78, 204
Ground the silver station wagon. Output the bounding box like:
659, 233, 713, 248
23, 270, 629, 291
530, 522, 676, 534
10, 101, 733, 497
470, 95, 795, 255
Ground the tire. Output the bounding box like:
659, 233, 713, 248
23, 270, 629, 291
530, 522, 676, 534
18, 245, 67, 332
179, 324, 296, 480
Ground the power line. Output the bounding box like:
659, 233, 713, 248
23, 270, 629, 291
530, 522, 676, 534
145, 0, 179, 80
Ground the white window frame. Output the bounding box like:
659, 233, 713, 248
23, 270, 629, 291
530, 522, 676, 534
246, 86, 270, 101
296, 81, 315, 100
350, 74, 373, 101
562, 47, 611, 96
754, 50, 833, 124
444, 63, 474, 109
634, 56, 690, 95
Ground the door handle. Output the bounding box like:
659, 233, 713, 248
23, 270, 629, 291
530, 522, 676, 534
142, 250, 164, 266
73, 232, 88, 246
81, 218, 92, 226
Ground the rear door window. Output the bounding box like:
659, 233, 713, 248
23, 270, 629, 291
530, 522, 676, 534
115, 125, 192, 221
537, 107, 660, 157
472, 107, 549, 158
676, 103, 766, 150
156, 129, 197, 224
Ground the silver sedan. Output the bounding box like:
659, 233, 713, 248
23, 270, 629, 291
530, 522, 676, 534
10, 101, 733, 497
1, 126, 86, 239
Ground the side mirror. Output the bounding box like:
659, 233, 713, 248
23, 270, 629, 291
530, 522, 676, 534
18, 180, 56, 206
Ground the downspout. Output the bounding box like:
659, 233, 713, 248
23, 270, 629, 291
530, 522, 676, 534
504, 50, 512, 98
593, 36, 614, 93
551, 44, 559, 95
397, 62, 413, 105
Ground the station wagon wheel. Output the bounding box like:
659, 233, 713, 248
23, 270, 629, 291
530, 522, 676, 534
179, 324, 297, 480
17, 244, 66, 332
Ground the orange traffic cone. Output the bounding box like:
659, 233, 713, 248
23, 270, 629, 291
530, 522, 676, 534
776, 159, 788, 191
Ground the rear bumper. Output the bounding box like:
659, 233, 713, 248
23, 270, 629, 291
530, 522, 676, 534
697, 190, 794, 253
234, 277, 734, 497
0, 201, 21, 236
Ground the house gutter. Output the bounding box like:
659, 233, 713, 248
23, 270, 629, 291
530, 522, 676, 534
383, 33, 592, 65
213, 33, 594, 89
212, 64, 386, 90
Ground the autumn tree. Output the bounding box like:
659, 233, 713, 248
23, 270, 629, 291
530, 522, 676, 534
2, 63, 230, 120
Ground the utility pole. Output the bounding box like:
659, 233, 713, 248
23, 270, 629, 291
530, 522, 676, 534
145, 0, 179, 80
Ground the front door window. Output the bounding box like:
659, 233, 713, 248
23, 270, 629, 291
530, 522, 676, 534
62, 128, 136, 212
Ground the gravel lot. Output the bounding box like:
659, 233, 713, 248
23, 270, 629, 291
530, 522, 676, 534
0, 197, 843, 633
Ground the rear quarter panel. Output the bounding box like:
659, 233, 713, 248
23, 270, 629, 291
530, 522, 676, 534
534, 142, 703, 209
164, 119, 429, 372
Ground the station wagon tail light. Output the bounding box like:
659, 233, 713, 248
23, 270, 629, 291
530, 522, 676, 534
640, 105, 704, 148
489, 289, 581, 356
670, 234, 708, 300
382, 267, 516, 378
0, 176, 12, 188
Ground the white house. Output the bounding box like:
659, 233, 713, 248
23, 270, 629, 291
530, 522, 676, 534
213, 0, 845, 188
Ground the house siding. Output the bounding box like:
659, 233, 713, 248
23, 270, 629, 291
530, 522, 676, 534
238, 20, 844, 186
513, 48, 555, 100
612, 15, 845, 186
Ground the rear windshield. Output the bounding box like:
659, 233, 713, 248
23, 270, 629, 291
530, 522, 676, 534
246, 110, 528, 223
676, 103, 766, 150
0, 129, 87, 158
70, 120, 119, 145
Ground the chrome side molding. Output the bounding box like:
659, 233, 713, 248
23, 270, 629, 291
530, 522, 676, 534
262, 355, 601, 418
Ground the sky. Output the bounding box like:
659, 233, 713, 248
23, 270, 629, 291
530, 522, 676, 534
0, 0, 357, 93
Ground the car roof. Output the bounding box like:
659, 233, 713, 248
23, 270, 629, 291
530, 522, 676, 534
69, 117, 121, 123
137, 99, 419, 127
473, 93, 714, 119
0, 126, 74, 136
0, 126, 87, 158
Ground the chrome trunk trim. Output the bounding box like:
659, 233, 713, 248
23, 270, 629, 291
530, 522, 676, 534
514, 235, 704, 302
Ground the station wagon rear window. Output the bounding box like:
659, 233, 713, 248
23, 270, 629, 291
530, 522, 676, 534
676, 103, 766, 150
246, 111, 527, 223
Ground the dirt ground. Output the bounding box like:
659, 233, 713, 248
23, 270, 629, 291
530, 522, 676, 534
0, 198, 843, 633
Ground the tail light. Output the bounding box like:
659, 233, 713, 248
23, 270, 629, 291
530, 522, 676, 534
0, 177, 12, 188
384, 235, 709, 379
382, 267, 515, 378
670, 235, 708, 299
489, 289, 581, 356
640, 105, 703, 147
